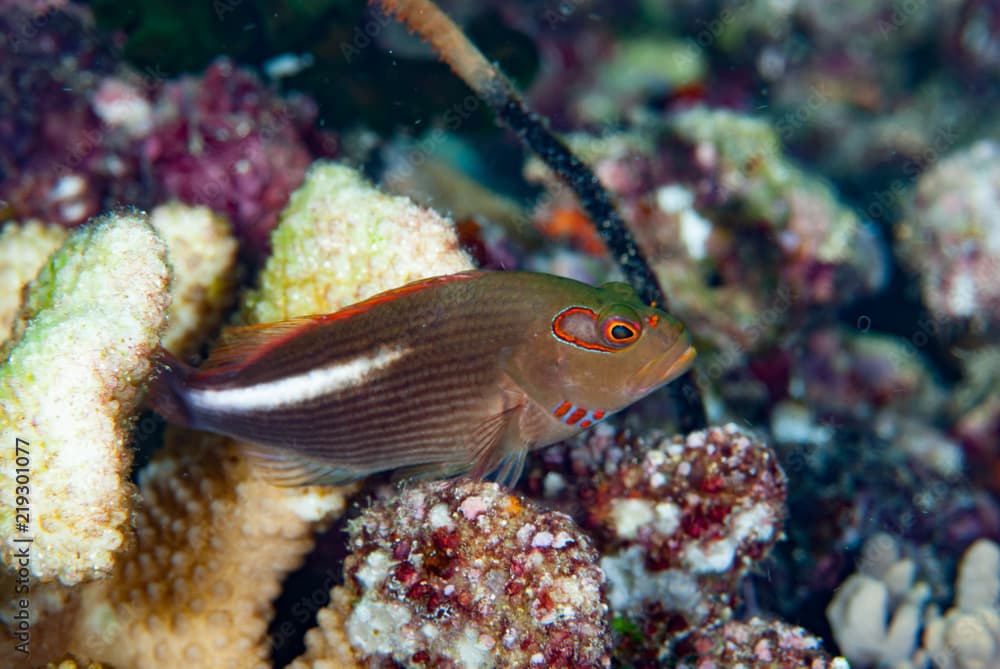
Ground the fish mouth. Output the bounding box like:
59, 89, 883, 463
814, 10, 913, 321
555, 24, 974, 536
630, 340, 697, 396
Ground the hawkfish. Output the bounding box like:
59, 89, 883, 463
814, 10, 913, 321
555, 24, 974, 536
150, 270, 695, 486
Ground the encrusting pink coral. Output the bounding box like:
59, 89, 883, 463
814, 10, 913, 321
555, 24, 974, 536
532, 424, 788, 665
302, 480, 612, 669
672, 617, 848, 669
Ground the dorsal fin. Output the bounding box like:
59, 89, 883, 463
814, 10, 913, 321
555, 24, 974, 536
196, 316, 327, 375
197, 272, 481, 376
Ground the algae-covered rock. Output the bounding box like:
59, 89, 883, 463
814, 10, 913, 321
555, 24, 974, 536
241, 161, 473, 325
0, 211, 170, 585
0, 221, 69, 341
897, 140, 1000, 335
575, 37, 707, 124
149, 202, 238, 357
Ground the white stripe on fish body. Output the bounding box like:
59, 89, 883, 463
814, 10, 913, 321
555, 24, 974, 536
187, 345, 411, 413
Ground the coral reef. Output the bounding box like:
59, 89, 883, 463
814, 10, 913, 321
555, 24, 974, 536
672, 617, 849, 669
524, 109, 887, 365
897, 140, 1000, 336
826, 533, 930, 666
145, 58, 334, 259
950, 346, 1000, 493
2, 0, 999, 666
571, 424, 787, 663
240, 161, 473, 324
0, 221, 67, 339
0, 154, 481, 667
319, 479, 611, 668
828, 535, 1000, 669
66, 430, 353, 669
917, 539, 1000, 669
0, 4, 337, 259
0, 211, 169, 586
149, 202, 238, 357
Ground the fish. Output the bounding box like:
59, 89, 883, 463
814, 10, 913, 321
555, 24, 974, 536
150, 270, 696, 486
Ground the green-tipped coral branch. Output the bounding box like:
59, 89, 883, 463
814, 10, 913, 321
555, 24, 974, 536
369, 0, 707, 430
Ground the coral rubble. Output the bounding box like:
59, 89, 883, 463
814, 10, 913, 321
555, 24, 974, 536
673, 617, 849, 669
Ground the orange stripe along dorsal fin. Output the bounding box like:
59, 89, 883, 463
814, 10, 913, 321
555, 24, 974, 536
196, 272, 481, 376
315, 271, 481, 324
196, 316, 328, 374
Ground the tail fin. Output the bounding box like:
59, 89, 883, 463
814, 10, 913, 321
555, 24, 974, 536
147, 347, 195, 427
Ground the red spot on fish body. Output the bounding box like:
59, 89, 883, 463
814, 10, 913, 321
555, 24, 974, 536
592, 410, 605, 420
579, 420, 592, 428
553, 401, 572, 418
566, 408, 586, 425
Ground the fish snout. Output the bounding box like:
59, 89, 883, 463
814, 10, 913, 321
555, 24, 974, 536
630, 333, 696, 396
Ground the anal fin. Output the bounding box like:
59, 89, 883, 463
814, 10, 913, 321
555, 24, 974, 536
240, 442, 365, 486
391, 460, 471, 485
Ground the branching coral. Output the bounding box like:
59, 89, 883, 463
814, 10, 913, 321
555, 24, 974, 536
828, 535, 1000, 669
240, 161, 473, 324
149, 202, 238, 357
64, 430, 352, 669
827, 533, 930, 666
0, 211, 170, 586
0, 221, 68, 341
0, 156, 485, 667
918, 539, 1000, 669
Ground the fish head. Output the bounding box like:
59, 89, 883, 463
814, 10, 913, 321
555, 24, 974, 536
541, 280, 696, 413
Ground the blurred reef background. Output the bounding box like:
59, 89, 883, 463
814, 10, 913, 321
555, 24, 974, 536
2, 0, 1000, 667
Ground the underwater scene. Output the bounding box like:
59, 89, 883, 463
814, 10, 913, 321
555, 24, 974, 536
1, 0, 1000, 667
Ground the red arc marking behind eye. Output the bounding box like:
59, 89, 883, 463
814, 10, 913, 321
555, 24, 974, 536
551, 307, 617, 353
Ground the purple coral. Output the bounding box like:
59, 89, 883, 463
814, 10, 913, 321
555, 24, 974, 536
341, 480, 611, 668
0, 4, 337, 260
144, 58, 335, 259
0, 4, 142, 226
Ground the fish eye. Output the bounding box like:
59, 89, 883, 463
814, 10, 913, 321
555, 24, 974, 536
602, 317, 639, 346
